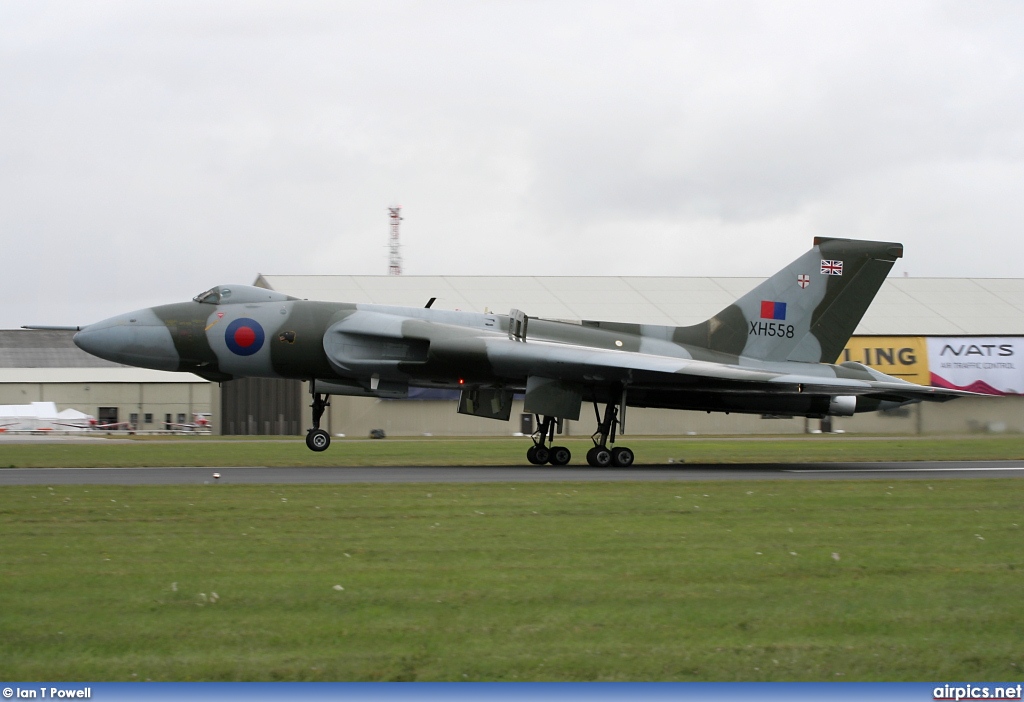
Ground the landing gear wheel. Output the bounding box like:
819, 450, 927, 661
306, 429, 331, 452
548, 446, 572, 466
586, 446, 612, 467
526, 445, 544, 465
611, 446, 634, 467
306, 391, 331, 452
532, 446, 550, 465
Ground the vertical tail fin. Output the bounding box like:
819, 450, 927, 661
673, 237, 903, 363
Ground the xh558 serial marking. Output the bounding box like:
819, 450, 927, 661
58, 238, 970, 466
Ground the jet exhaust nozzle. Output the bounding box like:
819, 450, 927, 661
827, 395, 857, 417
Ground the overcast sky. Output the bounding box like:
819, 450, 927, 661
3, 1, 1023, 328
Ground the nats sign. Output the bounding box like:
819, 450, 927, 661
927, 337, 1024, 395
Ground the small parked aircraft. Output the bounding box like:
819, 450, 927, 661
167, 413, 213, 432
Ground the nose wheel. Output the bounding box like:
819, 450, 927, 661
306, 428, 330, 452
526, 415, 571, 466
305, 391, 331, 452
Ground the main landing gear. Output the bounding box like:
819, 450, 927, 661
526, 415, 572, 466
305, 391, 331, 452
523, 401, 636, 467
586, 402, 634, 467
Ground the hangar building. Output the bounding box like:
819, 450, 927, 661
5, 276, 1020, 437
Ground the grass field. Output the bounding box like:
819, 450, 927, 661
1, 478, 1022, 681
2, 434, 1024, 467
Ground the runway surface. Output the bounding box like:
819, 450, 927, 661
2, 461, 1024, 485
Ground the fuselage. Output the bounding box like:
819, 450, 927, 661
72, 284, 906, 418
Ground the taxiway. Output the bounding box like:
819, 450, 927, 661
1, 461, 1023, 485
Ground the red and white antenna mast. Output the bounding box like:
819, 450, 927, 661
387, 206, 403, 276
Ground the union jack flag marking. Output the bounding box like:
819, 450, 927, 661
797, 274, 810, 288
821, 259, 843, 276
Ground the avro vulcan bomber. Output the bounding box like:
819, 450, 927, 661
60, 238, 969, 466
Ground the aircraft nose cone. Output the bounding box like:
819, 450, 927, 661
74, 309, 180, 371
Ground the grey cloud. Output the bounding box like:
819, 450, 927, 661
2, 1, 1024, 327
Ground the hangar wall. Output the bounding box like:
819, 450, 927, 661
307, 330, 1024, 438
318, 393, 1024, 438
249, 275, 1022, 438
0, 377, 212, 430
220, 377, 304, 435
190, 376, 1023, 440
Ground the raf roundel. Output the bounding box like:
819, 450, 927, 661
224, 318, 265, 356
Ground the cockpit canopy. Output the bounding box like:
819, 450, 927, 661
193, 285, 299, 305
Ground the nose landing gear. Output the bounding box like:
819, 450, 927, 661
586, 402, 634, 467
526, 415, 571, 466
305, 391, 331, 452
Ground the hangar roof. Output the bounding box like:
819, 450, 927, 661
255, 275, 1024, 336
0, 329, 122, 368
0, 330, 206, 383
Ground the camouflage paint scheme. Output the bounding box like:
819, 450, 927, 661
72, 238, 970, 456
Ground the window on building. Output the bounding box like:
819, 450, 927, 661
98, 407, 118, 427
177, 414, 186, 425
144, 413, 153, 425
129, 413, 139, 429
164, 413, 172, 430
